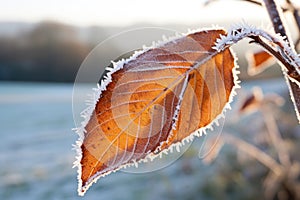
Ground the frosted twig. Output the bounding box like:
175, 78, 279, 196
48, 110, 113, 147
213, 23, 300, 80
224, 134, 283, 176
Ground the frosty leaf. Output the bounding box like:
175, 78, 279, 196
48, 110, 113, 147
75, 29, 239, 195
247, 49, 276, 75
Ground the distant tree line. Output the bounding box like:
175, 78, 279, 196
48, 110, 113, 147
0, 21, 92, 82
0, 21, 283, 82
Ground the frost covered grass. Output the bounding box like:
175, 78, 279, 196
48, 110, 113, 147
0, 79, 298, 199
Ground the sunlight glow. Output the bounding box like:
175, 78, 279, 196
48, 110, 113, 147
0, 0, 273, 26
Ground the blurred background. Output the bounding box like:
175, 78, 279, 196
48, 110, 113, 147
0, 0, 299, 199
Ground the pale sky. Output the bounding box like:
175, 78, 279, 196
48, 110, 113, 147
0, 0, 297, 26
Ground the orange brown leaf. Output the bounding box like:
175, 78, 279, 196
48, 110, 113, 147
247, 49, 276, 75
74, 29, 239, 195
239, 87, 263, 113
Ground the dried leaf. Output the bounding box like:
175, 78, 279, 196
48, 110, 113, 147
239, 87, 263, 113
74, 29, 239, 195
247, 49, 276, 75
239, 87, 285, 114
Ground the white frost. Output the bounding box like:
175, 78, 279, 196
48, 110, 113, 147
213, 22, 300, 76
74, 27, 241, 196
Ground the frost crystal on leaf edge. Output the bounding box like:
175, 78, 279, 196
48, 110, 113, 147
73, 27, 241, 196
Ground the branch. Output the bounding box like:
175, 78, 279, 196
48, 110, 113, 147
262, 0, 300, 123
263, 0, 289, 43
241, 0, 291, 12
203, 0, 290, 12
214, 24, 300, 80
286, 0, 300, 49
214, 21, 300, 122
294, 10, 300, 40
261, 106, 291, 167
206, 0, 300, 47
242, 0, 261, 6
286, 0, 300, 27
240, 0, 300, 49
223, 134, 283, 176
248, 35, 296, 77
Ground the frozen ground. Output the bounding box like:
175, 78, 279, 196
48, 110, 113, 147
0, 78, 294, 200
